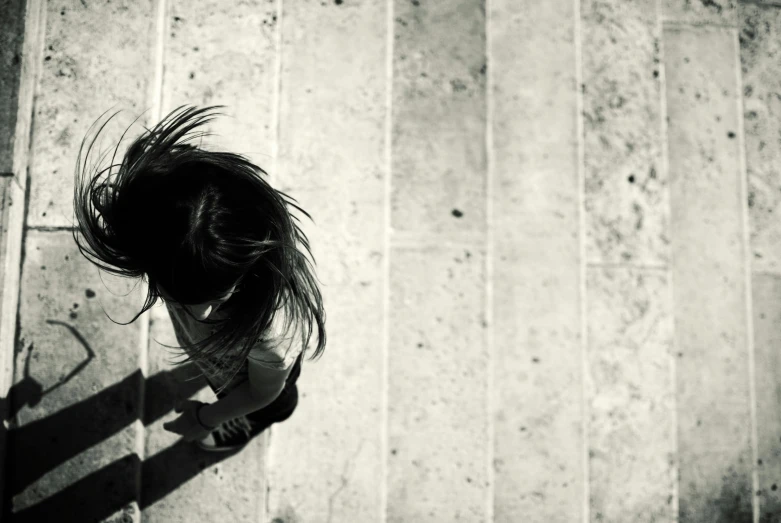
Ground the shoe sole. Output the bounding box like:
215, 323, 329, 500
195, 440, 247, 453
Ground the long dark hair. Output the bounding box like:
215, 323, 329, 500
72, 105, 326, 389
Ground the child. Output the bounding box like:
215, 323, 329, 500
71, 105, 327, 451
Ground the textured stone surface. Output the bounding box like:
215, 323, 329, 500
490, 1, 583, 521
582, 0, 668, 266
8, 231, 143, 520
664, 26, 754, 522
587, 268, 675, 522
663, 0, 739, 25
27, 0, 155, 228
392, 0, 486, 237
267, 0, 386, 521
142, 298, 266, 523
0, 174, 24, 515
739, 4, 781, 272
163, 0, 277, 162
749, 273, 781, 521
387, 246, 487, 522
0, 0, 26, 174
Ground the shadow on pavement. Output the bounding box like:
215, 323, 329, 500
0, 321, 242, 522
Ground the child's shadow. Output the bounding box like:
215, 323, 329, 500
1, 320, 241, 522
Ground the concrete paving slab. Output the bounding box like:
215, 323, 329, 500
586, 268, 675, 522
27, 0, 156, 228
162, 0, 278, 162
267, 0, 386, 520
0, 173, 26, 517
489, 1, 583, 521
387, 246, 488, 522
664, 25, 754, 521
0, 1, 43, 514
748, 273, 781, 521
0, 0, 26, 175
739, 4, 781, 273
7, 230, 144, 521
582, 0, 668, 266
391, 0, 486, 237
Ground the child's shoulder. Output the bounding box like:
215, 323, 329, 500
246, 308, 302, 370
248, 336, 300, 370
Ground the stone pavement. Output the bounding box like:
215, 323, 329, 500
1, 0, 781, 521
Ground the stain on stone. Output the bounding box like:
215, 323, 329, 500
189, 72, 195, 79
700, 0, 723, 13
45, 55, 51, 61
450, 79, 467, 92
680, 468, 753, 522
653, 70, 658, 78
727, 131, 735, 139
69, 311, 77, 319
532, 357, 540, 363
40, 265, 46, 270
628, 175, 635, 184
73, 303, 79, 309
411, 0, 420, 5
608, 94, 624, 109
632, 202, 643, 230
746, 110, 757, 120
451, 208, 463, 218
335, 0, 343, 4
86, 289, 96, 298
744, 85, 753, 97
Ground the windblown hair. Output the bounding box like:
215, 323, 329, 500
72, 105, 326, 389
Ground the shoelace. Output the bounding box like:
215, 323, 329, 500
213, 415, 253, 441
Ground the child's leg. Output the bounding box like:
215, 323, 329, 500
244, 353, 303, 431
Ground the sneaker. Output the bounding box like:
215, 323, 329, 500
196, 415, 253, 452
196, 385, 299, 452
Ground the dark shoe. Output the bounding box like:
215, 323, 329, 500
196, 384, 299, 452
195, 415, 253, 452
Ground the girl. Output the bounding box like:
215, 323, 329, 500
71, 105, 326, 452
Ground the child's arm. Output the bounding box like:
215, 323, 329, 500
197, 356, 292, 428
